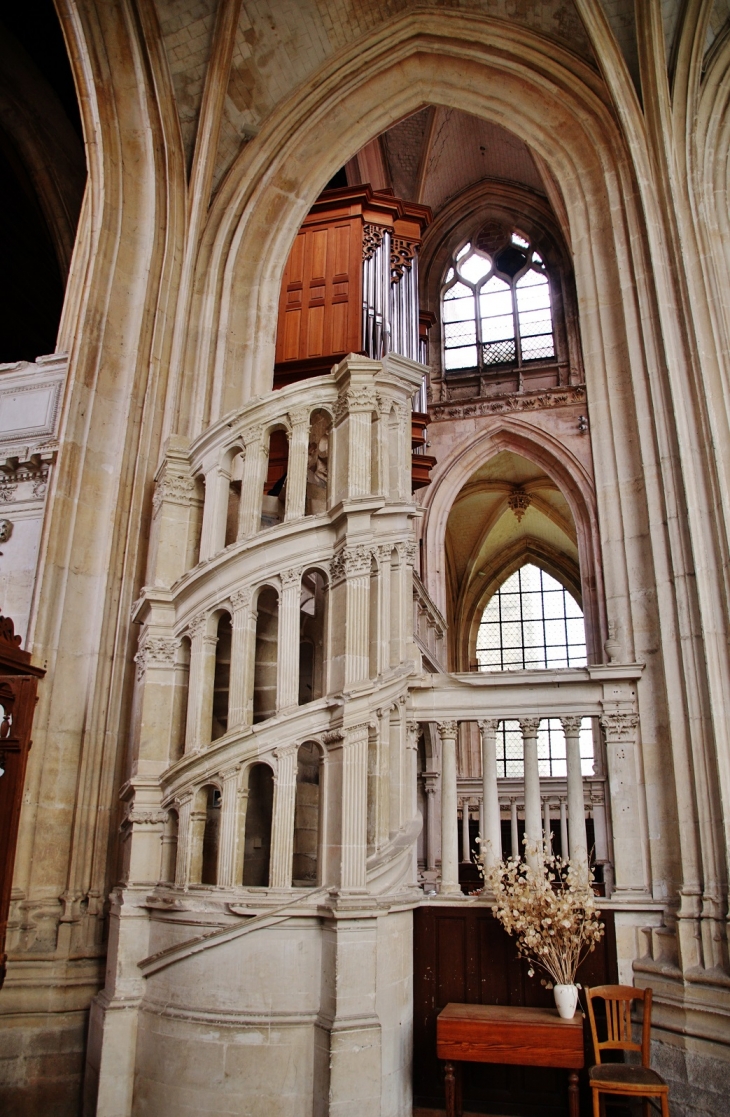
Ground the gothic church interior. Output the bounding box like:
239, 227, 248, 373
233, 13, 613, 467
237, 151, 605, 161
1, 2, 730, 1116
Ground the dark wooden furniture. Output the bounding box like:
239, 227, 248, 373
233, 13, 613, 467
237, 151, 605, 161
414, 905, 618, 1116
586, 985, 670, 1117
437, 1003, 585, 1117
0, 612, 44, 988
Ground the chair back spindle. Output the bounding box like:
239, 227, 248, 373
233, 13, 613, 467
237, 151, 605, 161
586, 985, 652, 1066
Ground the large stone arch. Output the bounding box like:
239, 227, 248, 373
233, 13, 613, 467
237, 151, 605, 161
419, 416, 605, 664
172, 12, 641, 441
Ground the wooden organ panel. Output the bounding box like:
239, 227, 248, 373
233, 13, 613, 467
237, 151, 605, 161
274, 184, 431, 387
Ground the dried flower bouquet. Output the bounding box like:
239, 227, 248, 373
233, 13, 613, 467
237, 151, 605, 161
485, 850, 605, 988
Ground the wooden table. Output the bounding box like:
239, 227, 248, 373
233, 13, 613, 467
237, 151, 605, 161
436, 1003, 585, 1117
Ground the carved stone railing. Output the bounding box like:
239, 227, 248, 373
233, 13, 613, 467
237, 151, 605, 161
409, 664, 645, 902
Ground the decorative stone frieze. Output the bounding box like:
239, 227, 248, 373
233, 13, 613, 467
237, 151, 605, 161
431, 383, 586, 419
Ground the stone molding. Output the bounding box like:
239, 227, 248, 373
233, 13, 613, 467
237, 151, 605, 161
431, 383, 586, 421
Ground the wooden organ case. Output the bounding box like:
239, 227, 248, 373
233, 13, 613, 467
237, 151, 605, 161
274, 184, 436, 489
0, 614, 44, 988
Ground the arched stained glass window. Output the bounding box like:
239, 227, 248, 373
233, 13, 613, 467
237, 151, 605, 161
476, 564, 586, 671
442, 232, 555, 372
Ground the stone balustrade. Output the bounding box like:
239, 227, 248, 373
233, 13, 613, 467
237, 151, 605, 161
409, 664, 646, 901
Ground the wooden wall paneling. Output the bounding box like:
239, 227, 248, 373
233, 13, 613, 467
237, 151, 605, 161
413, 904, 618, 1116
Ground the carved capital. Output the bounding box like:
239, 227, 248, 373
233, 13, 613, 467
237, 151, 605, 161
153, 467, 195, 514
187, 613, 207, 640
280, 566, 303, 590
477, 719, 500, 736
330, 544, 372, 582
134, 635, 179, 681
404, 538, 417, 565
600, 710, 639, 742
560, 716, 584, 735
334, 387, 378, 423
437, 720, 458, 740
519, 717, 542, 737
288, 407, 310, 427
274, 742, 299, 762
230, 587, 253, 612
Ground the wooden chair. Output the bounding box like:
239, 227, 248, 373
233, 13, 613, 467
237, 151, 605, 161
585, 985, 669, 1117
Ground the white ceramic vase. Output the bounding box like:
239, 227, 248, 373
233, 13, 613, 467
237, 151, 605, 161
553, 983, 579, 1019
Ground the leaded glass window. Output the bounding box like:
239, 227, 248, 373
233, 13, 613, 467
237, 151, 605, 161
493, 718, 594, 778
442, 232, 555, 373
476, 564, 586, 671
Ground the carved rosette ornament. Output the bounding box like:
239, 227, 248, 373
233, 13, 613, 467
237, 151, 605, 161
390, 237, 418, 283
362, 223, 387, 260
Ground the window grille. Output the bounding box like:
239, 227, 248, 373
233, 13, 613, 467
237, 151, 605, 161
476, 564, 586, 671
442, 232, 555, 373
494, 718, 595, 778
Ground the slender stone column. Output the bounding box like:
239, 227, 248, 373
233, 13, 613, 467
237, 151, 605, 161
284, 408, 309, 521
330, 545, 372, 688
559, 797, 569, 860
277, 567, 302, 711
377, 544, 392, 675
218, 766, 240, 887
389, 704, 401, 835
424, 775, 438, 872
478, 718, 502, 874
174, 792, 194, 887
229, 588, 253, 729
461, 799, 471, 863
199, 460, 230, 561
341, 723, 369, 890
543, 797, 552, 854
184, 613, 208, 753
520, 718, 542, 869
437, 721, 462, 895
238, 426, 267, 539
270, 743, 299, 888
510, 797, 519, 860
562, 716, 588, 875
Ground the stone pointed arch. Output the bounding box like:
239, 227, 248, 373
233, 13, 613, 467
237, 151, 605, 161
420, 416, 605, 664
174, 11, 640, 439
